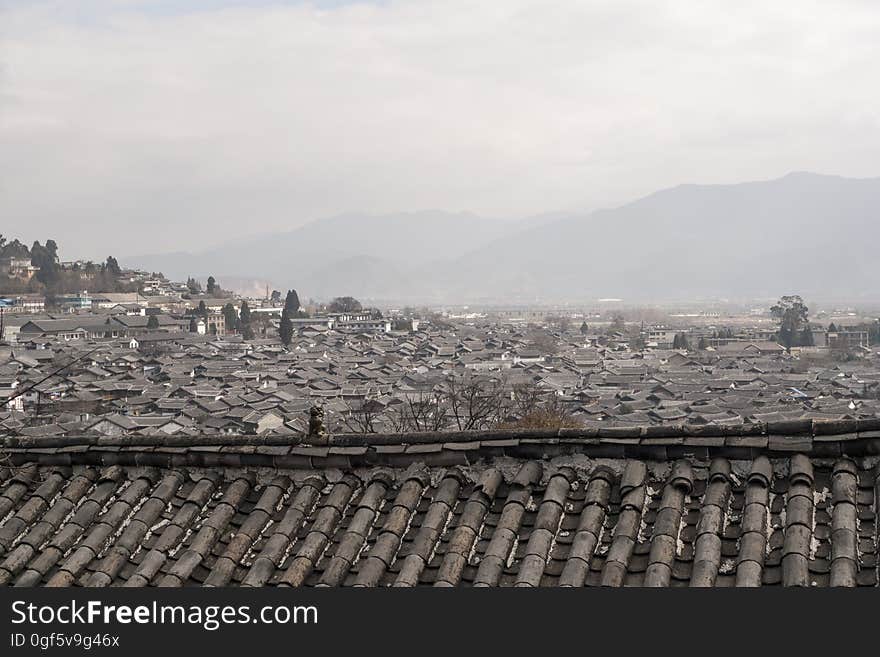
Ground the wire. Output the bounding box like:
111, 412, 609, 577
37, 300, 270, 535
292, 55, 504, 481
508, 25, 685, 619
2, 346, 102, 409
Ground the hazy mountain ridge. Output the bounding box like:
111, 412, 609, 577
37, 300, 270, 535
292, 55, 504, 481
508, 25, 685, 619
124, 173, 880, 302
433, 172, 880, 302
124, 210, 515, 296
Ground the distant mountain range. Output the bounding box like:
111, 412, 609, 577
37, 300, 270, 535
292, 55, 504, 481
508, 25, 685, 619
124, 172, 879, 303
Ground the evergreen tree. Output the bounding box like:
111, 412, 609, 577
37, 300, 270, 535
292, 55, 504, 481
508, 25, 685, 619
222, 302, 238, 331
189, 317, 198, 332
771, 295, 809, 350
698, 336, 708, 350
0, 237, 30, 258
279, 307, 293, 346
206, 276, 217, 295
31, 240, 60, 286
329, 296, 362, 313
271, 290, 281, 303
777, 327, 793, 349
237, 300, 254, 339
799, 325, 815, 347
198, 300, 207, 317
673, 334, 681, 349
239, 300, 252, 325
104, 256, 121, 277
284, 289, 301, 312
146, 314, 159, 329
580, 321, 589, 335
45, 240, 59, 262
828, 322, 838, 332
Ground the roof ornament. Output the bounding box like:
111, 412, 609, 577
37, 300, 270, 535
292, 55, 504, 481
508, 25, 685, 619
308, 405, 328, 444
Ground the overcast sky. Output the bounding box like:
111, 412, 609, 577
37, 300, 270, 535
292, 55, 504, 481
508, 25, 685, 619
2, 0, 880, 259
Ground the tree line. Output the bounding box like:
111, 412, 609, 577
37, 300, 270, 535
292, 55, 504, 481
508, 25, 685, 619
184, 275, 235, 299
1, 235, 135, 297
342, 372, 581, 434
182, 286, 380, 343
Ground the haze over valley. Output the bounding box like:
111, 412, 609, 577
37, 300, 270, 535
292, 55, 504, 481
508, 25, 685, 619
124, 172, 880, 304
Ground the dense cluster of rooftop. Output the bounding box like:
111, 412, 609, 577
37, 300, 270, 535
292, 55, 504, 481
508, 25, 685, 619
2, 307, 880, 439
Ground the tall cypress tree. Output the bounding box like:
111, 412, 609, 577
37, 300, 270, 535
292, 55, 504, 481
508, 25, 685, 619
799, 326, 815, 347
222, 302, 238, 331
284, 289, 301, 313
279, 307, 293, 346
238, 301, 253, 339
778, 327, 793, 349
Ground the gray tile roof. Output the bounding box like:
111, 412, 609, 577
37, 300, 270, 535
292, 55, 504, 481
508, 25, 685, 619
1, 421, 879, 587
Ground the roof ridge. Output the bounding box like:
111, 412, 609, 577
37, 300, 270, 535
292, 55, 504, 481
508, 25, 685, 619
3, 418, 880, 469
3, 416, 878, 449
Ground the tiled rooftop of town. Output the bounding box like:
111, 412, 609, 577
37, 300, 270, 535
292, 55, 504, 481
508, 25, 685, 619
1, 423, 878, 587
3, 311, 880, 587
2, 314, 880, 438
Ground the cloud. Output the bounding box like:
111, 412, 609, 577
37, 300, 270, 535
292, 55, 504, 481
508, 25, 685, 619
2, 0, 880, 258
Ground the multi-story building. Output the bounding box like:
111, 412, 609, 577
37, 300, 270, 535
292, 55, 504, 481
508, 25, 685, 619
828, 329, 870, 350
0, 256, 40, 280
